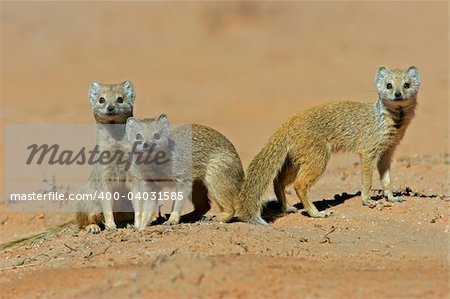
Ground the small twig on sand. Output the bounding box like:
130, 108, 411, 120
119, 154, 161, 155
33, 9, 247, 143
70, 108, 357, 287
320, 226, 336, 244
102, 245, 112, 254
84, 245, 111, 260
64, 243, 77, 252
0, 263, 40, 271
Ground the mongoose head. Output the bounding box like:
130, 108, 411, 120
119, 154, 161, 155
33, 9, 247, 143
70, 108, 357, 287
375, 66, 420, 107
126, 114, 171, 153
88, 81, 135, 124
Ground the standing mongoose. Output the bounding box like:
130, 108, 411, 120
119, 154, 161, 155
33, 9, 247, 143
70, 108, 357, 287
236, 66, 421, 225
125, 115, 245, 229
75, 80, 135, 233
125, 114, 174, 230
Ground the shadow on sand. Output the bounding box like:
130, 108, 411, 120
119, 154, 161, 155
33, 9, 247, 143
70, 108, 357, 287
261, 191, 361, 223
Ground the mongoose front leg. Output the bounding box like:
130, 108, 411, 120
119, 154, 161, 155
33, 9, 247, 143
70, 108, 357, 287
293, 158, 331, 218
98, 182, 117, 231
139, 184, 159, 230
360, 155, 376, 207
129, 184, 142, 230
102, 209, 117, 231
377, 152, 404, 203
164, 199, 184, 225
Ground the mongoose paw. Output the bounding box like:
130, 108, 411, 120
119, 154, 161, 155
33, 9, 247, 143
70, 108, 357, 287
201, 215, 214, 222
286, 206, 298, 213
387, 197, 405, 203
163, 219, 179, 226
362, 199, 378, 208
250, 216, 268, 225
308, 210, 332, 218
237, 215, 268, 225
164, 213, 180, 225
126, 223, 136, 229
104, 224, 117, 231
214, 213, 233, 223
85, 224, 101, 234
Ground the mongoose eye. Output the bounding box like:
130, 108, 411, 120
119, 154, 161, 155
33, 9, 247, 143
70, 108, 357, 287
136, 133, 142, 140
99, 97, 105, 104
117, 97, 124, 103
154, 133, 160, 140
403, 82, 410, 89
386, 83, 393, 90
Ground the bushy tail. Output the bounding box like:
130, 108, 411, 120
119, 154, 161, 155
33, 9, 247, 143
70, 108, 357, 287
0, 221, 74, 251
236, 130, 290, 225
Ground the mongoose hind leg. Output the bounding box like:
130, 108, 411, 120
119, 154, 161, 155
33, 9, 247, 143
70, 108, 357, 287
293, 157, 331, 218
180, 180, 212, 223
274, 164, 298, 214
210, 192, 234, 223
206, 182, 238, 223
210, 190, 234, 223
274, 180, 297, 213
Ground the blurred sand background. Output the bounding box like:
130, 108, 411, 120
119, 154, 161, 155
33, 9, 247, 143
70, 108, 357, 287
1, 1, 448, 162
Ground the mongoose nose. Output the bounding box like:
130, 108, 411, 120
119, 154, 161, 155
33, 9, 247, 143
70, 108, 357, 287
394, 92, 402, 98
143, 142, 150, 149
107, 105, 115, 112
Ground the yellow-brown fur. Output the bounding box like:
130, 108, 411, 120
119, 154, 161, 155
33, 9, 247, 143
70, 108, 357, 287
75, 80, 135, 233
126, 116, 244, 229
236, 66, 421, 224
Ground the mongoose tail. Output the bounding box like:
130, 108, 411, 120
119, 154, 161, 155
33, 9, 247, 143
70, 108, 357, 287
236, 129, 291, 225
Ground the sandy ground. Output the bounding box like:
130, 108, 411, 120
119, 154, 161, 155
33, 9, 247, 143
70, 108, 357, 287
0, 2, 449, 298
0, 154, 449, 298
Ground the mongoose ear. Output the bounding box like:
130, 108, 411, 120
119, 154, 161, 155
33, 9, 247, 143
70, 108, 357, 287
406, 66, 421, 87
121, 80, 135, 104
158, 114, 169, 125
375, 66, 390, 90
375, 66, 389, 81
158, 114, 170, 136
88, 81, 101, 104
126, 117, 136, 126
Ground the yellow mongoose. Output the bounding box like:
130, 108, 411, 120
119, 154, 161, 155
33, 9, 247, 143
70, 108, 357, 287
1, 82, 136, 249
125, 115, 244, 229
76, 80, 135, 233
237, 66, 421, 225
